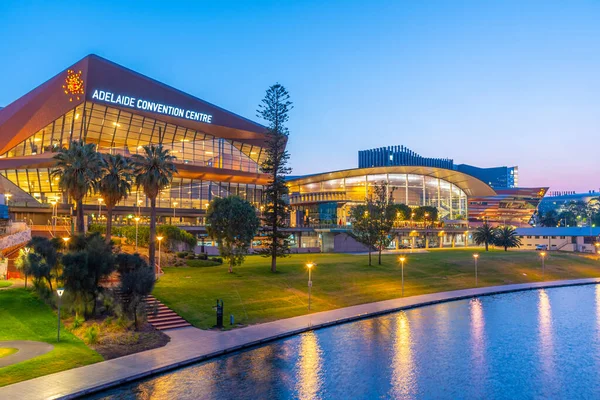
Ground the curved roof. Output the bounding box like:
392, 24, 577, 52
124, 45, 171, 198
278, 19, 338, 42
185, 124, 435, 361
287, 166, 497, 197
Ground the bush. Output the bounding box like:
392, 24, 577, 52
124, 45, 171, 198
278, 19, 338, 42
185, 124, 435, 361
199, 253, 208, 260
84, 325, 99, 345
176, 252, 188, 259
186, 259, 221, 268
185, 255, 195, 260
71, 315, 85, 330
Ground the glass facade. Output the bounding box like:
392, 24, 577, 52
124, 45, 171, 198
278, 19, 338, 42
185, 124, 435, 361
0, 102, 266, 215
289, 173, 469, 225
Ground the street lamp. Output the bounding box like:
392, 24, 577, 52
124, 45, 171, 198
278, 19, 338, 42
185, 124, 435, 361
306, 262, 315, 310
540, 251, 546, 278
134, 217, 140, 252
137, 199, 143, 216
4, 193, 11, 205
473, 253, 479, 286
399, 256, 406, 296
56, 288, 64, 342
595, 242, 600, 258
62, 237, 70, 249
98, 198, 103, 221
411, 212, 415, 227
157, 236, 164, 274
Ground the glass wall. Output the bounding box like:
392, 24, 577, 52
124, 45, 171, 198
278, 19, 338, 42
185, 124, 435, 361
0, 168, 264, 211
289, 173, 468, 220
1, 102, 267, 173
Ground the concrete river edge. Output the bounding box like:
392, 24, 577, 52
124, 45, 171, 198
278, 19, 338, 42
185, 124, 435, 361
2, 277, 600, 400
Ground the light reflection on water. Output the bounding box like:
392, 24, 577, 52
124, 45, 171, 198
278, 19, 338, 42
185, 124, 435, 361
94, 285, 600, 400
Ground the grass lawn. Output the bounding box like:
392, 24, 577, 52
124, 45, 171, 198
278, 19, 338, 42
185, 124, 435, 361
0, 289, 103, 387
0, 281, 13, 289
154, 249, 600, 330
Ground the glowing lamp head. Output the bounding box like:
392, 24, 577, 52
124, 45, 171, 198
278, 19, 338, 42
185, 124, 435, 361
540, 251, 546, 257
399, 256, 406, 263
157, 236, 164, 242
62, 237, 70, 243
306, 262, 314, 269
98, 198, 103, 204
134, 217, 140, 222
57, 288, 64, 297
473, 253, 479, 259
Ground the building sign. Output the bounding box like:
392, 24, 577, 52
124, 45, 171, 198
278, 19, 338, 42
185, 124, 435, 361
91, 89, 213, 124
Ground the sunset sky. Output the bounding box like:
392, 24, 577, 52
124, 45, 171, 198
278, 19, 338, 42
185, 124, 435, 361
1, 1, 598, 191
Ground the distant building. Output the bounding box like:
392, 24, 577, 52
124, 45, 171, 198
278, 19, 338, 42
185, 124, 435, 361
358, 145, 518, 188
455, 164, 518, 189
538, 191, 600, 214
515, 227, 600, 253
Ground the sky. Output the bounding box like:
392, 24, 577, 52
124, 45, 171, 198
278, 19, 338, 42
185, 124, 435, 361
0, 1, 598, 192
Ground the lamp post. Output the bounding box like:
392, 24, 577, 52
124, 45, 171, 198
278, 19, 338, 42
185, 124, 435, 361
399, 256, 406, 296
134, 217, 140, 252
137, 199, 143, 216
62, 237, 70, 249
98, 198, 103, 221
473, 253, 479, 286
56, 288, 64, 342
157, 236, 164, 274
540, 251, 546, 278
306, 262, 315, 310
411, 212, 415, 227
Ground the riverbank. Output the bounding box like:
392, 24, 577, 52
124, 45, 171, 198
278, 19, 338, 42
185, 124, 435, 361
154, 250, 600, 329
2, 277, 599, 400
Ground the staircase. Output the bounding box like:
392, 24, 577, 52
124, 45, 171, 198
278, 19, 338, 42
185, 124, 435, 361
145, 295, 191, 331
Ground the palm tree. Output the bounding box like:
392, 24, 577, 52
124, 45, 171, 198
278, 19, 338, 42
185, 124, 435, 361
51, 141, 104, 234
494, 226, 522, 251
473, 223, 497, 251
99, 154, 132, 243
131, 145, 177, 274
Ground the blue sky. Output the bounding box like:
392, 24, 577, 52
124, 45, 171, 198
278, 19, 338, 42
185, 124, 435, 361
0, 1, 598, 191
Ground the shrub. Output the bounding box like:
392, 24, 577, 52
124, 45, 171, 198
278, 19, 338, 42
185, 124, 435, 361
176, 252, 188, 259
84, 325, 99, 345
199, 253, 208, 260
185, 255, 195, 260
186, 259, 221, 268
71, 315, 85, 329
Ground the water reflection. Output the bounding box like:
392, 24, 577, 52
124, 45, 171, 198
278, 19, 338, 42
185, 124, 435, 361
295, 331, 323, 400
538, 289, 556, 384
470, 298, 486, 366
390, 311, 416, 399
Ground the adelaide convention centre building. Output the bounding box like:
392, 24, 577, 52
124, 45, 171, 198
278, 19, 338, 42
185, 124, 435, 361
0, 54, 270, 231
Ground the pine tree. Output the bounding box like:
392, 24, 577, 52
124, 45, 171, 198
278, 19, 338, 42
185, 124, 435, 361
257, 84, 293, 273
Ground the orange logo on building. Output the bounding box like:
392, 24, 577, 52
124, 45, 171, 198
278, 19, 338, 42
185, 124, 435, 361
63, 69, 84, 102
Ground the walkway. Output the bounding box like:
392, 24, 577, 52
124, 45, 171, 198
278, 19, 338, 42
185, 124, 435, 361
0, 341, 54, 368
1, 277, 600, 399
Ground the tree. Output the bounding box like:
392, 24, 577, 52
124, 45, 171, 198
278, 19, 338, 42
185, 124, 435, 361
99, 153, 132, 243
413, 206, 439, 224
256, 83, 293, 273
116, 253, 155, 329
131, 145, 177, 275
27, 236, 62, 292
539, 210, 559, 227
51, 141, 104, 234
206, 196, 260, 273
494, 226, 522, 251
473, 223, 497, 251
392, 203, 412, 222
61, 233, 116, 317
15, 248, 32, 289
351, 204, 379, 266
372, 182, 397, 265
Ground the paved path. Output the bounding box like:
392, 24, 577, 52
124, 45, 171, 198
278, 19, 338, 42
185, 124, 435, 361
0, 341, 54, 368
2, 277, 600, 399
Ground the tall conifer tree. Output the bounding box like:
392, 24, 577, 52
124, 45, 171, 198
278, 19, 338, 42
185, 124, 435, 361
257, 84, 293, 273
